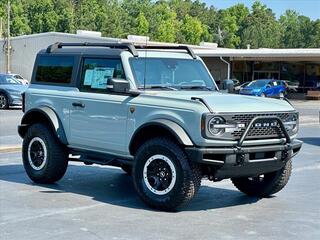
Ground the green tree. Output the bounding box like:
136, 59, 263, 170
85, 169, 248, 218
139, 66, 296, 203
121, 0, 152, 36
10, 0, 31, 36
135, 12, 149, 35
310, 19, 320, 47
54, 0, 74, 33
216, 9, 240, 48
74, 0, 100, 31
226, 3, 249, 47
241, 1, 281, 48
0, 0, 6, 38
298, 15, 314, 48
168, 0, 192, 21
179, 14, 204, 44
150, 2, 178, 42
27, 0, 59, 33
279, 10, 303, 48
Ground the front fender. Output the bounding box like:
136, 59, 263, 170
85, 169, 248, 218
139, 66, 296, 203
152, 119, 193, 146
129, 119, 194, 154
18, 106, 68, 145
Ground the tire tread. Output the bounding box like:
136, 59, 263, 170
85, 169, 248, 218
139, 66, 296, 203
232, 160, 292, 197
133, 137, 201, 211
22, 123, 68, 184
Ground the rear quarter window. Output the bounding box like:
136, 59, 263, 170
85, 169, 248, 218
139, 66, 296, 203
35, 56, 74, 84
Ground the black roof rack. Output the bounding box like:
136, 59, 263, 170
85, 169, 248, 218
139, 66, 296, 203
46, 42, 197, 59
135, 45, 197, 59
46, 42, 139, 57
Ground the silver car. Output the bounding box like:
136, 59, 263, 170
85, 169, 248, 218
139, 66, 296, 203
0, 74, 28, 109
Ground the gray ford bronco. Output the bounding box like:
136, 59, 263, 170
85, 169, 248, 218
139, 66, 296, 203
18, 42, 302, 211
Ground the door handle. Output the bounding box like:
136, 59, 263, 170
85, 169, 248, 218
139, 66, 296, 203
72, 102, 85, 108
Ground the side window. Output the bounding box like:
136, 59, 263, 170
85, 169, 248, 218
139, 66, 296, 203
80, 58, 125, 93
15, 75, 23, 80
35, 56, 74, 84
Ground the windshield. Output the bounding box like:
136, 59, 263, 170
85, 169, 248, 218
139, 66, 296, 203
130, 58, 216, 90
247, 80, 269, 88
0, 76, 21, 85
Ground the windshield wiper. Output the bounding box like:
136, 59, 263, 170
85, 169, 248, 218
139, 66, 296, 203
180, 86, 213, 91
139, 85, 178, 91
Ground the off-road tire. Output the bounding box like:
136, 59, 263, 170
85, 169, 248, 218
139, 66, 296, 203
0, 93, 9, 109
133, 137, 202, 211
121, 165, 132, 175
22, 123, 68, 184
231, 160, 292, 197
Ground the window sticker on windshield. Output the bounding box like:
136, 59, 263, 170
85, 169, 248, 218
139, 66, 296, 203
91, 67, 114, 89
83, 69, 94, 86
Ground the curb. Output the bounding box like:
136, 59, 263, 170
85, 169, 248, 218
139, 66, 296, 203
0, 145, 22, 153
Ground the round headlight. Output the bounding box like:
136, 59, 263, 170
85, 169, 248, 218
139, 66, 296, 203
284, 113, 298, 133
208, 116, 225, 135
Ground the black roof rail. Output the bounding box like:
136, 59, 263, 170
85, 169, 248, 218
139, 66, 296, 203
135, 45, 197, 59
46, 42, 139, 57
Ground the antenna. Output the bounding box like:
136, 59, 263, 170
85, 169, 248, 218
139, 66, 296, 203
143, 37, 148, 90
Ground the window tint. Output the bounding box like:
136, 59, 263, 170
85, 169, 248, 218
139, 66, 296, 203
80, 58, 125, 93
35, 56, 74, 84
14, 75, 23, 79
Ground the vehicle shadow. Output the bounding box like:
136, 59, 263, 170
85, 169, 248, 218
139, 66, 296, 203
298, 137, 320, 147
0, 163, 259, 212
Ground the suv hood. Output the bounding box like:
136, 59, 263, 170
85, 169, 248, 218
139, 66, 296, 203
145, 91, 294, 113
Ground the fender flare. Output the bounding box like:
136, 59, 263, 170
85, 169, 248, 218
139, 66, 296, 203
129, 119, 194, 154
19, 106, 68, 145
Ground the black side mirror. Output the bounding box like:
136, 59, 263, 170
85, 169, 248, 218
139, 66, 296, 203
221, 79, 235, 93
227, 82, 235, 93
107, 78, 130, 93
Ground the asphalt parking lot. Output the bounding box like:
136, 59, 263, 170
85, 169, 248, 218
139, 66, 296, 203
0, 101, 320, 240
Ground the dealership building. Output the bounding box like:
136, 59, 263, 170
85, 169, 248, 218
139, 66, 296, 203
1, 31, 320, 94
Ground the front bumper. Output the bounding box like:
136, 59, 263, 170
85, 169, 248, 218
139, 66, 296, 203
186, 115, 302, 180
185, 139, 302, 179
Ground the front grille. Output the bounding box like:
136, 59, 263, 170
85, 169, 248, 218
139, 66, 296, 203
232, 126, 284, 138
230, 113, 290, 139
231, 113, 291, 122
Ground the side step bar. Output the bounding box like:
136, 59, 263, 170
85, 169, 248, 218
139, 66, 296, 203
68, 149, 133, 166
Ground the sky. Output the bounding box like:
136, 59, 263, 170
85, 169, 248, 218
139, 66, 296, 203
203, 0, 320, 20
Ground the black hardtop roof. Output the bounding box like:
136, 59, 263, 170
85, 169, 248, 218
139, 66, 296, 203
42, 42, 196, 58
38, 47, 125, 57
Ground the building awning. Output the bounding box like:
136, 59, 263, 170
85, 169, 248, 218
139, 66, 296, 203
194, 48, 320, 60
